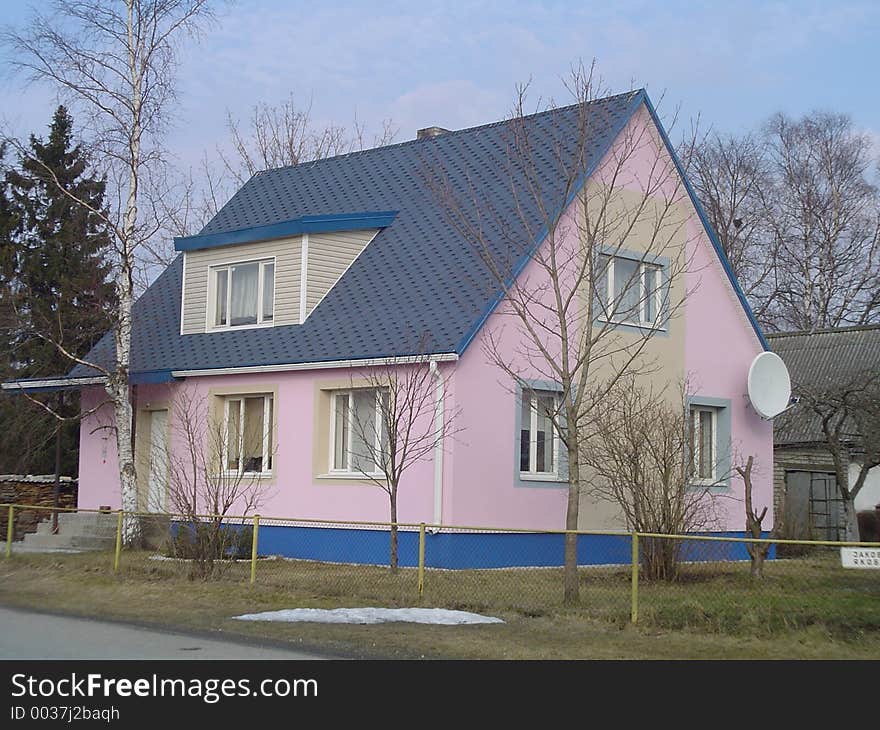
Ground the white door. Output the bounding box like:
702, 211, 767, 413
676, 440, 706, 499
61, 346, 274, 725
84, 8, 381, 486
147, 410, 169, 513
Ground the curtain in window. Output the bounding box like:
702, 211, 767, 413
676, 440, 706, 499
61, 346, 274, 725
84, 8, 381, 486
230, 263, 259, 326
536, 394, 555, 473
334, 394, 349, 470
226, 399, 241, 471
594, 255, 611, 319
613, 257, 640, 322
351, 389, 377, 473
520, 393, 532, 472
242, 396, 266, 472
643, 265, 657, 323
215, 269, 228, 326
262, 263, 275, 321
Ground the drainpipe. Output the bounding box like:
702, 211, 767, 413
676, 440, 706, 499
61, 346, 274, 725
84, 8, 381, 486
428, 359, 444, 533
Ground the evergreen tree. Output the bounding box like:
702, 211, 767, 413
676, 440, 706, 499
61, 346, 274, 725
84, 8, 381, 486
0, 106, 116, 475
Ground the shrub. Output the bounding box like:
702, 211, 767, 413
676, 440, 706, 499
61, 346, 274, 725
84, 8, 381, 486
164, 520, 254, 576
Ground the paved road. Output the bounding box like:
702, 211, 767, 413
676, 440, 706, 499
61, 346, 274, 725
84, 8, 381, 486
0, 607, 326, 660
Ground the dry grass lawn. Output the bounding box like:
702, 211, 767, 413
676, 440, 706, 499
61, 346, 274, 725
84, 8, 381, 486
1, 549, 878, 659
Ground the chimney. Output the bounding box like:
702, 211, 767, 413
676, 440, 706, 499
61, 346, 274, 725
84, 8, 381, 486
417, 126, 450, 140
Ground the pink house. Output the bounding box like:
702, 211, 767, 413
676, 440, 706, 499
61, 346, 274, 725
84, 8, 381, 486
7, 91, 773, 567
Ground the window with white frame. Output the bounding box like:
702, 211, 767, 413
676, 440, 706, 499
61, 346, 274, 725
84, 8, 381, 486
222, 394, 274, 474
330, 388, 389, 475
596, 254, 665, 327
519, 389, 559, 477
210, 259, 275, 329
689, 406, 716, 482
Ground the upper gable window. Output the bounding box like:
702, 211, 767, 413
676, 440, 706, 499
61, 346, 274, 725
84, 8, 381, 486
595, 253, 666, 329
210, 259, 275, 329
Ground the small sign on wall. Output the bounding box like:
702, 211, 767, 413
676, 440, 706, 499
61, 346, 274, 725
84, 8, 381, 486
841, 547, 880, 569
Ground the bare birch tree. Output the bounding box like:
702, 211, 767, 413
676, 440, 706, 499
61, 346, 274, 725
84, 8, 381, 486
3, 0, 216, 541
428, 64, 696, 601
683, 111, 880, 331
345, 357, 460, 571
175, 96, 399, 230
680, 131, 778, 324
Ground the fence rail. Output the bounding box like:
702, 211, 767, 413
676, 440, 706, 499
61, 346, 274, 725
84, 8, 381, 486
2, 503, 879, 631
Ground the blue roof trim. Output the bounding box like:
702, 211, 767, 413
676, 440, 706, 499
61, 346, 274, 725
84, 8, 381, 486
455, 89, 769, 355
639, 95, 770, 351
455, 91, 646, 355
174, 210, 399, 252
130, 369, 177, 385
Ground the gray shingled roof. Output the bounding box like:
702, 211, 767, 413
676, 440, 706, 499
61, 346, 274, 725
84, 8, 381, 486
769, 325, 880, 445
68, 91, 643, 378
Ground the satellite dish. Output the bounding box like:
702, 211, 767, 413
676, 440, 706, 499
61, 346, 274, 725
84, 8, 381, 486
747, 351, 792, 419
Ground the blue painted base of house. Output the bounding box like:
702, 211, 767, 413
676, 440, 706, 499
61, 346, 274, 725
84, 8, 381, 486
257, 524, 775, 570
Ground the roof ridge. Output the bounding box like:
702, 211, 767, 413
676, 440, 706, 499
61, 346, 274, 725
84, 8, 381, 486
252, 89, 645, 178
767, 323, 880, 338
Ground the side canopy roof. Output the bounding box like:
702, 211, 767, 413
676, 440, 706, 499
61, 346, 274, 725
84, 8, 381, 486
53, 89, 763, 383
769, 325, 880, 446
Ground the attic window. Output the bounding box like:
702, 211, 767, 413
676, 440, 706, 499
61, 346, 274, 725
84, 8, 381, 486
210, 259, 275, 329
595, 254, 666, 329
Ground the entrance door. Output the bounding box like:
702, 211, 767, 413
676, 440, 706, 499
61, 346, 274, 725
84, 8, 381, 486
147, 410, 169, 513
784, 470, 842, 540
809, 472, 842, 541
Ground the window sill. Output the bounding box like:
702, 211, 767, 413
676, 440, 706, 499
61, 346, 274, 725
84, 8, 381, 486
218, 471, 275, 480
318, 472, 386, 481
597, 317, 666, 333
519, 472, 565, 482
207, 321, 275, 333
688, 480, 729, 491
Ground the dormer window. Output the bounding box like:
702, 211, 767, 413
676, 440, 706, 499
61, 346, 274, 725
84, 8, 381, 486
209, 258, 275, 329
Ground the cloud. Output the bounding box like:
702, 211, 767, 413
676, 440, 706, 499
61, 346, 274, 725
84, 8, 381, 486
2, 0, 878, 178
386, 80, 509, 138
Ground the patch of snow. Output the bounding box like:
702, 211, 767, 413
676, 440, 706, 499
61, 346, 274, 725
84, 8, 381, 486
232, 607, 504, 625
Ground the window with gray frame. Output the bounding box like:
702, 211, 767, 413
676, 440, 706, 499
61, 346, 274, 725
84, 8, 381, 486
686, 396, 731, 488
519, 389, 560, 478
595, 253, 667, 328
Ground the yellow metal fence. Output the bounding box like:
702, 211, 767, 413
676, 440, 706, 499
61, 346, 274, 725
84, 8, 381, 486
3, 503, 879, 633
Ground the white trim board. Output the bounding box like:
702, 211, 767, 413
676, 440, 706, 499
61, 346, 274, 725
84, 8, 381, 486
299, 232, 309, 323
2, 376, 107, 390
171, 353, 459, 378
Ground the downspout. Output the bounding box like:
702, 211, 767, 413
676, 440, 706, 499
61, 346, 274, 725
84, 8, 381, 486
429, 359, 444, 533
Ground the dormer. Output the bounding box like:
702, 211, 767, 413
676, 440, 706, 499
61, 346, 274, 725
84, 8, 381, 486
174, 211, 397, 335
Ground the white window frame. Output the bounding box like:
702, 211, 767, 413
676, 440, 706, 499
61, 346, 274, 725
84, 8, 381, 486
598, 255, 665, 329
328, 388, 387, 478
207, 257, 276, 332
221, 393, 274, 476
690, 406, 717, 484
519, 390, 560, 480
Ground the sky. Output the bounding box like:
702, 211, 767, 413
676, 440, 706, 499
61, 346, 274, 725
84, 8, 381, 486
1, 0, 879, 175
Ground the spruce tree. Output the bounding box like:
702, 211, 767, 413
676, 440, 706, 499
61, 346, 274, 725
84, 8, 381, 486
0, 106, 116, 476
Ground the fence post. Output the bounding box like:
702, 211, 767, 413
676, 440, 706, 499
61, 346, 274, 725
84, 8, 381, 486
630, 532, 639, 624
417, 523, 426, 601
250, 515, 260, 584
5, 505, 13, 559
113, 510, 123, 572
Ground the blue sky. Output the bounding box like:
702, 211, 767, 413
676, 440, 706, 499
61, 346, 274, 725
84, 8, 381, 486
2, 0, 879, 169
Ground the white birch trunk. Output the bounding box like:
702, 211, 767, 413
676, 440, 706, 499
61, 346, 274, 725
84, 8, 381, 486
111, 0, 143, 544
